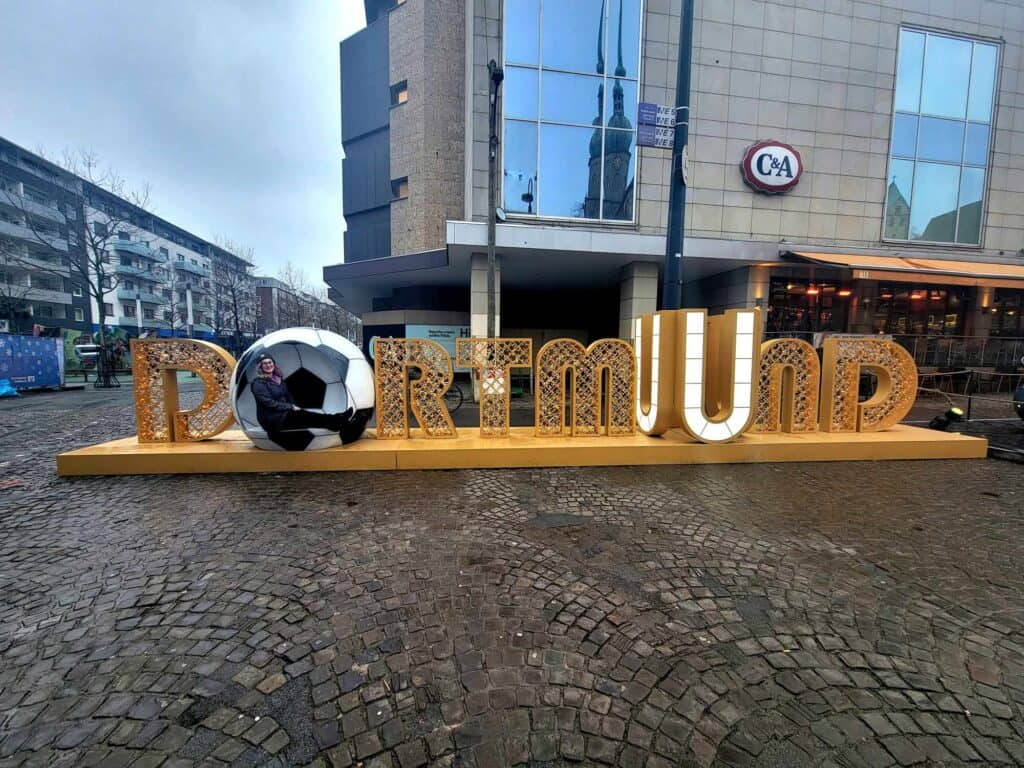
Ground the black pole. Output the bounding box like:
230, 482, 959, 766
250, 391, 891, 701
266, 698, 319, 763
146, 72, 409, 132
661, 0, 695, 310
487, 60, 503, 339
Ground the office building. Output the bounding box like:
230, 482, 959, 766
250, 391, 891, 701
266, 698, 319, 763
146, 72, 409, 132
327, 0, 1024, 364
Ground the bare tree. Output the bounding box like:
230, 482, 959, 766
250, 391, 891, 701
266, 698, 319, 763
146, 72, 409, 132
305, 286, 361, 343
212, 237, 256, 354
0, 149, 151, 385
153, 263, 189, 338
277, 261, 311, 327
0, 272, 33, 333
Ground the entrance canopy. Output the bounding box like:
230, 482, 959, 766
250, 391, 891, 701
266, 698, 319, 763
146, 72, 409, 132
788, 251, 1024, 288
325, 222, 758, 315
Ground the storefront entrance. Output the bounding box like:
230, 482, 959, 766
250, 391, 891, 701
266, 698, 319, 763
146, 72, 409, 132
766, 278, 852, 337
870, 283, 967, 335
989, 289, 1024, 337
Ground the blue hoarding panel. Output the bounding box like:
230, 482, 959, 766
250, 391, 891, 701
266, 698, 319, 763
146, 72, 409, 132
0, 335, 64, 390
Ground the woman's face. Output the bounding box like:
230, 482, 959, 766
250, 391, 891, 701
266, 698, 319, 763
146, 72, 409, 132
259, 358, 276, 375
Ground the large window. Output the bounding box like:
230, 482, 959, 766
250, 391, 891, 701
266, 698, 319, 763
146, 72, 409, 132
766, 279, 852, 337
989, 289, 1024, 337
884, 29, 999, 245
503, 0, 641, 222
870, 284, 966, 335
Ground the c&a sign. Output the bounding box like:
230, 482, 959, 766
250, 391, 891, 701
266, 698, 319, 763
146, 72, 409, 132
741, 140, 803, 194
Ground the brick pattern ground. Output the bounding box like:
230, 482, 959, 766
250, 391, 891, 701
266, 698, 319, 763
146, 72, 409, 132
1, 389, 1023, 767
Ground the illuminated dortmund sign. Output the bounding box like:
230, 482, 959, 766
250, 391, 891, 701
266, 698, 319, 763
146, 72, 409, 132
57, 309, 987, 475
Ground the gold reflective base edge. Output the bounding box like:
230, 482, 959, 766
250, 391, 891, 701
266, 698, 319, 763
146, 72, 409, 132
57, 427, 988, 476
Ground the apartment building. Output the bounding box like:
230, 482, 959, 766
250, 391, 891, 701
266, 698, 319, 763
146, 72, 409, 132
0, 138, 260, 347
255, 275, 361, 341
86, 184, 260, 345
0, 138, 91, 334
327, 0, 1024, 362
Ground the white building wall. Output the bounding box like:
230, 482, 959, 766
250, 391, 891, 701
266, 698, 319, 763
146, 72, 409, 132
86, 205, 214, 332
638, 0, 1024, 261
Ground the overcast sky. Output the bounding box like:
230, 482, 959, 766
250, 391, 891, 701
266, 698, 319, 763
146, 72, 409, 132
0, 0, 366, 286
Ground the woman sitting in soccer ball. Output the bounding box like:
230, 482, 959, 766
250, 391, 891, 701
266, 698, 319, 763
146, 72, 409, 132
250, 353, 354, 436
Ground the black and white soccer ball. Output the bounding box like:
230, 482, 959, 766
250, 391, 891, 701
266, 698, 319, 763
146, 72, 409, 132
232, 328, 375, 451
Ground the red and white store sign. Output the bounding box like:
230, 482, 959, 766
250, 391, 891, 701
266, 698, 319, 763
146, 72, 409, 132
741, 140, 803, 194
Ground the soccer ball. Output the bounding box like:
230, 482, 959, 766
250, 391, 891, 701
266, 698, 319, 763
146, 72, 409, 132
232, 328, 375, 451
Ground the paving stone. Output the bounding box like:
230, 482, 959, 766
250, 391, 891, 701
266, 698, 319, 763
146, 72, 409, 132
241, 716, 277, 745
881, 735, 926, 766
251, 726, 286, 756
394, 740, 427, 768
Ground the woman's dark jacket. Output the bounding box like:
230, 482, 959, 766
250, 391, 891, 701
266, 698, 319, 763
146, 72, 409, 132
251, 376, 294, 431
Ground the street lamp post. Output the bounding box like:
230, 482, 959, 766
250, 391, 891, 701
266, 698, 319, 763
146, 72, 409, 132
487, 59, 504, 339
661, 0, 695, 310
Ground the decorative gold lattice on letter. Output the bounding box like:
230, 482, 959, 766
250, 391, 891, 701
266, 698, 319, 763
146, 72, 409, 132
820, 338, 917, 432
753, 338, 820, 433
455, 338, 532, 437
535, 339, 636, 436
132, 339, 236, 442
373, 338, 457, 439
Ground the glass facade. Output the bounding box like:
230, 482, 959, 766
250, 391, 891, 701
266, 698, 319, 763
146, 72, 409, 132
884, 29, 999, 245
502, 0, 641, 221
871, 284, 966, 335
989, 289, 1024, 337
766, 279, 852, 337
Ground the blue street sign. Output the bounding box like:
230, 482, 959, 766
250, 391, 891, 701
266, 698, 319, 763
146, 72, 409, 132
637, 123, 674, 149
637, 102, 676, 128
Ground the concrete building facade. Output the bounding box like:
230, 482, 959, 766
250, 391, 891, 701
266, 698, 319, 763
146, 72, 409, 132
0, 139, 91, 334
85, 183, 257, 345
328, 0, 1024, 364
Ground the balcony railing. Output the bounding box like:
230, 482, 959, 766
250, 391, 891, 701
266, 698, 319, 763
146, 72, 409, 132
0, 252, 70, 274
892, 335, 1024, 369
23, 286, 72, 304
113, 263, 161, 278
116, 288, 165, 304
108, 240, 166, 262
0, 219, 68, 251
172, 260, 211, 277
117, 316, 167, 329
0, 191, 65, 223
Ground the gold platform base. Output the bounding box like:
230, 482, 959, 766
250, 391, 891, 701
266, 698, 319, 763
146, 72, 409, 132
57, 426, 987, 476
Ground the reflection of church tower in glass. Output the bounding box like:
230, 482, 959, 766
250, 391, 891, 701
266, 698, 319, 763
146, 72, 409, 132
584, 3, 605, 219
884, 178, 910, 239
586, 0, 633, 219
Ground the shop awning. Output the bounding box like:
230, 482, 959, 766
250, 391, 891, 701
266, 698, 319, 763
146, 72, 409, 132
788, 251, 1024, 288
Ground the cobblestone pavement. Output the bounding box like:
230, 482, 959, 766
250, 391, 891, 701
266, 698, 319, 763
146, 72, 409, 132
1, 390, 1024, 767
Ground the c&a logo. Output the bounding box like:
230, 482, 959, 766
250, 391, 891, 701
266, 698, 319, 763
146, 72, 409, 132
740, 140, 803, 194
